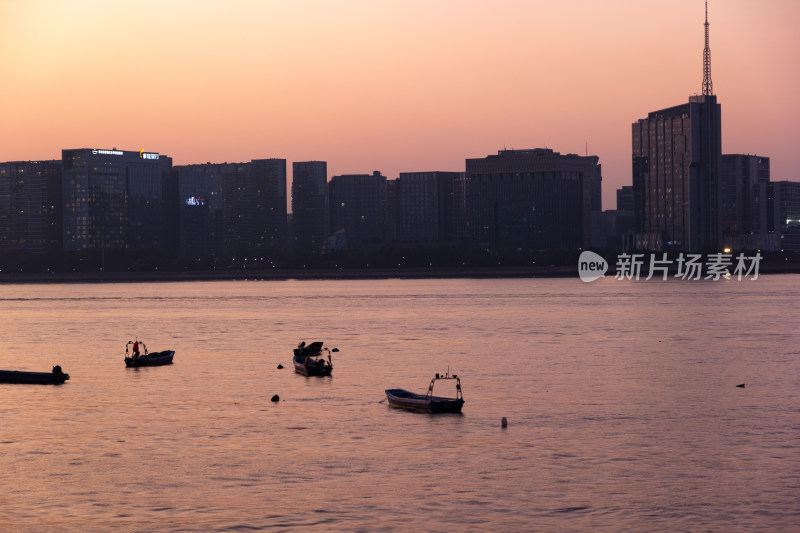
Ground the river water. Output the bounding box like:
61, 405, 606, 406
0, 276, 798, 532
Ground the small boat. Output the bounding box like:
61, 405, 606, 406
385, 371, 464, 413
0, 365, 70, 385
124, 340, 174, 367
292, 341, 337, 376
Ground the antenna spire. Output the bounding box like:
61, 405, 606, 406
702, 0, 713, 95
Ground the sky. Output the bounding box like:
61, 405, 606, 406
1, 0, 799, 209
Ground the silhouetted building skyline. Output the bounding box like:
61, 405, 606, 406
1, 137, 796, 263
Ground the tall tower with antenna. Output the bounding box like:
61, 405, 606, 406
630, 0, 723, 252
702, 0, 713, 95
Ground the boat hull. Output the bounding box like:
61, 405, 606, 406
125, 350, 175, 367
292, 355, 332, 376
385, 389, 464, 413
0, 370, 70, 385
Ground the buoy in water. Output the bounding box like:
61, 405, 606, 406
501, 417, 508, 428
271, 394, 280, 402
277, 364, 284, 369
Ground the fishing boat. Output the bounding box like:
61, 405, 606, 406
124, 340, 174, 367
0, 365, 70, 385
385, 371, 464, 413
292, 341, 337, 376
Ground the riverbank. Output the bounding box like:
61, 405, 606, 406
1, 262, 799, 284
0, 266, 572, 284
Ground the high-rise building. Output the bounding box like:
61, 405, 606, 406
465, 148, 600, 252
175, 159, 287, 258
587, 185, 636, 251
173, 164, 224, 258
721, 154, 769, 236
292, 161, 328, 252
396, 173, 438, 243
775, 181, 800, 251
616, 186, 634, 213
748, 180, 800, 252
395, 171, 467, 244
61, 148, 173, 251
328, 172, 388, 249
632, 96, 722, 252
385, 179, 397, 244
243, 159, 287, 253
631, 2, 722, 252
0, 160, 62, 253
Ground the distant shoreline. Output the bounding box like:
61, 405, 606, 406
0, 266, 569, 284
1, 263, 799, 284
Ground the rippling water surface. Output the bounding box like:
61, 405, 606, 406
1, 276, 798, 532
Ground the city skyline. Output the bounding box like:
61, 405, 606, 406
2, 0, 799, 210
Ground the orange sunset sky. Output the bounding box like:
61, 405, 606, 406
1, 0, 798, 209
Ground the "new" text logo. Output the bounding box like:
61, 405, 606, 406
578, 251, 607, 282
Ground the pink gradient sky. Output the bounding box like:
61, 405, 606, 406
1, 0, 798, 209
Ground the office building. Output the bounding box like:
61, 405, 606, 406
631, 3, 722, 252
61, 148, 173, 251
292, 161, 328, 252
0, 160, 62, 253
328, 172, 388, 249
173, 164, 224, 258
632, 96, 722, 252
747, 180, 800, 252
465, 148, 601, 252
721, 154, 769, 236
776, 181, 800, 251
617, 186, 634, 213
175, 159, 287, 258
230, 158, 287, 254
395, 171, 466, 245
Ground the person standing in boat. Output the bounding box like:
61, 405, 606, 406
132, 340, 140, 359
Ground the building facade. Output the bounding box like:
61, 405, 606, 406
61, 148, 173, 251
632, 95, 722, 251
292, 161, 328, 253
174, 159, 287, 258
328, 172, 388, 249
616, 185, 634, 213
0, 160, 62, 253
395, 171, 467, 245
465, 148, 600, 252
720, 154, 769, 237
173, 163, 225, 258
775, 181, 800, 251
227, 158, 287, 255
